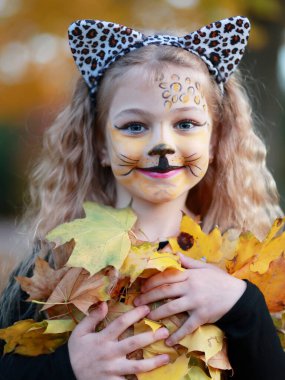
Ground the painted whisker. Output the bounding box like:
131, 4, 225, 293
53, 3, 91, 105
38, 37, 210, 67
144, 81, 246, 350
120, 154, 139, 162
119, 157, 137, 164
184, 153, 198, 159
187, 166, 200, 177
121, 167, 135, 176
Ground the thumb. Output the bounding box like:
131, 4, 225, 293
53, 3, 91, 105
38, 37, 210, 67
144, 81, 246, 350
73, 302, 108, 337
178, 252, 207, 269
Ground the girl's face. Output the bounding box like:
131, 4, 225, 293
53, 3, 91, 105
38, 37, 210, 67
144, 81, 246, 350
104, 65, 214, 204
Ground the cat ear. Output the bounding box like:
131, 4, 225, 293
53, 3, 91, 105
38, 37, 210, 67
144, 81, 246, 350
68, 20, 144, 93
179, 16, 251, 84
68, 16, 251, 94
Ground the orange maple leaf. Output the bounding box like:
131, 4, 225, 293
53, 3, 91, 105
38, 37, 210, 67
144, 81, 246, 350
42, 267, 117, 316
232, 253, 285, 312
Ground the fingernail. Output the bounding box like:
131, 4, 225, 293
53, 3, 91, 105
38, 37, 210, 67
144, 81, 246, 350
155, 328, 169, 339
165, 338, 174, 346
143, 305, 150, 314
160, 354, 169, 364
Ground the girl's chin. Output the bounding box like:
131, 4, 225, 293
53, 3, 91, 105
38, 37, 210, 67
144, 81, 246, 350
132, 190, 187, 204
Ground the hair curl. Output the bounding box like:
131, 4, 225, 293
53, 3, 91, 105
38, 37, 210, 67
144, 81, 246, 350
0, 45, 282, 326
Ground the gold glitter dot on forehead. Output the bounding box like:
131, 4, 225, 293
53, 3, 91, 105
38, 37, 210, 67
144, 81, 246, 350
185, 77, 191, 85
194, 95, 200, 105
162, 90, 171, 99
171, 74, 180, 81
187, 86, 195, 95
180, 94, 190, 103
171, 82, 182, 92
164, 100, 172, 110
172, 95, 178, 103
159, 82, 168, 89
195, 82, 201, 90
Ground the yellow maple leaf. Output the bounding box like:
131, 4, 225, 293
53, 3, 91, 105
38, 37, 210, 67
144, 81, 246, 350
232, 253, 285, 312
179, 325, 224, 364
226, 217, 285, 275
137, 354, 189, 380
0, 319, 70, 356
47, 202, 137, 275
169, 214, 223, 263
134, 319, 179, 362
186, 366, 213, 380
120, 243, 183, 284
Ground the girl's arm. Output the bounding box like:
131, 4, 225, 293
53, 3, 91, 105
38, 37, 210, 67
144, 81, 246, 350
216, 281, 285, 380
0, 342, 76, 380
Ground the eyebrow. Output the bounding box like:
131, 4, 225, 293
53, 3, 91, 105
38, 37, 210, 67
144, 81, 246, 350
114, 107, 204, 118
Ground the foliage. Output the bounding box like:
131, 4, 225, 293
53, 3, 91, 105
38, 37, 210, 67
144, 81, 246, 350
1, 202, 285, 379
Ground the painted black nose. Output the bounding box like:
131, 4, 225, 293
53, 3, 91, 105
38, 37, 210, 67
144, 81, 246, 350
148, 144, 175, 157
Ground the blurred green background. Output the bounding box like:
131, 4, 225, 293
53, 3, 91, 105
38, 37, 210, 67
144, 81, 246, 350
0, 0, 285, 256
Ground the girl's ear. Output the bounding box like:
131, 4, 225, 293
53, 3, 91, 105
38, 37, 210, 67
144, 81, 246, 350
100, 147, 111, 167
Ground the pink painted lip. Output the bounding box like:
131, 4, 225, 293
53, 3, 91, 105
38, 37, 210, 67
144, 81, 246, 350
137, 168, 184, 179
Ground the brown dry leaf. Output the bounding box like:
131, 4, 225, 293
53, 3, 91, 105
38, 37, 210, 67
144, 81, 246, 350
232, 253, 285, 312
16, 257, 69, 301
52, 239, 76, 269
41, 267, 116, 316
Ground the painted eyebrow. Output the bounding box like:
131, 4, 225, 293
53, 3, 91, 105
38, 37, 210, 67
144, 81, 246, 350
114, 106, 204, 118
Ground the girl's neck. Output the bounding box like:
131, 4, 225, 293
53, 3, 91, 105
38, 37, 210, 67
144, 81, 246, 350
118, 193, 194, 242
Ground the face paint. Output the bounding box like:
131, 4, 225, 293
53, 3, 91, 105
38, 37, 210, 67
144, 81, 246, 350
158, 75, 207, 111
105, 65, 213, 205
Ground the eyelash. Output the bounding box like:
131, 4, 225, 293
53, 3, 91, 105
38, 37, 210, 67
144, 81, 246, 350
115, 120, 205, 135
115, 122, 147, 135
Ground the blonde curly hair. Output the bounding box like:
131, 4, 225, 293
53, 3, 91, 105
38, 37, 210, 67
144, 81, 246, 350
0, 44, 282, 327
23, 45, 281, 241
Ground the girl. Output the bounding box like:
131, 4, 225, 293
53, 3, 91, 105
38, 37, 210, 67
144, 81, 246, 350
0, 16, 284, 380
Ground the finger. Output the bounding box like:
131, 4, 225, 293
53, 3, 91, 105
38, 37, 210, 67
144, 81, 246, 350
147, 297, 190, 320
104, 305, 150, 340
117, 327, 169, 355
134, 282, 185, 306
165, 313, 201, 346
178, 253, 208, 269
117, 354, 169, 375
141, 268, 188, 293
73, 302, 108, 337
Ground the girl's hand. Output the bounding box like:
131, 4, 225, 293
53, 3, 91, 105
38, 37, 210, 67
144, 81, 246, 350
68, 302, 170, 380
134, 253, 246, 346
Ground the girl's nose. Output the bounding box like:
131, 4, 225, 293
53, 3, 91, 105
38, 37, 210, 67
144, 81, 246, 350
148, 144, 175, 157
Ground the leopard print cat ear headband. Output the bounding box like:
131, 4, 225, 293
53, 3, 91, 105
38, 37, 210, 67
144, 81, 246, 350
68, 16, 250, 96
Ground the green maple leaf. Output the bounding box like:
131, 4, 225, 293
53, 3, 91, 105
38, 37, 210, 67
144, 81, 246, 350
47, 202, 137, 275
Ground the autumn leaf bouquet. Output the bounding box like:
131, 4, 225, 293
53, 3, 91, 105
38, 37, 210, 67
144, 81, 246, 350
0, 202, 284, 380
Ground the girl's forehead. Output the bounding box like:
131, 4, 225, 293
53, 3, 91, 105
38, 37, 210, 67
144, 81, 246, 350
119, 64, 208, 87
108, 64, 209, 120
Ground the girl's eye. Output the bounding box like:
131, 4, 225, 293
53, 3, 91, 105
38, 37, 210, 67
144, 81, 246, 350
115, 123, 147, 135
175, 120, 206, 131
175, 120, 195, 131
